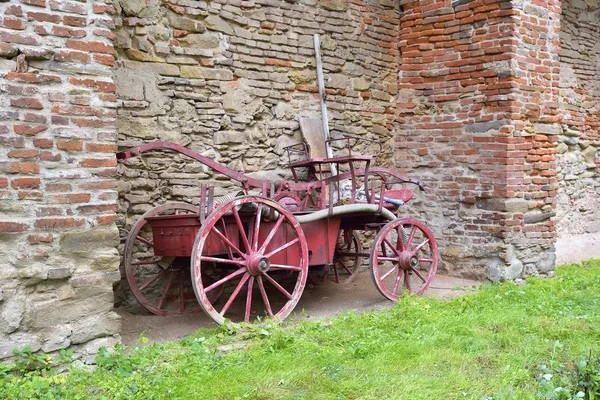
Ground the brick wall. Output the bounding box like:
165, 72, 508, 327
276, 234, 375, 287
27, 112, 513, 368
113, 0, 402, 304
555, 0, 600, 235
395, 0, 561, 280
0, 0, 120, 362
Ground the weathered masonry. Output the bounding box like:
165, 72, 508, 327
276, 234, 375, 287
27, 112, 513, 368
0, 0, 598, 359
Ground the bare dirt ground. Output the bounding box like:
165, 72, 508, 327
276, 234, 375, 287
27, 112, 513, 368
117, 272, 480, 346
117, 232, 600, 347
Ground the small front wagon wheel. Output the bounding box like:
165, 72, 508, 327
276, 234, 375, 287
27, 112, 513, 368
370, 218, 438, 301
191, 196, 309, 325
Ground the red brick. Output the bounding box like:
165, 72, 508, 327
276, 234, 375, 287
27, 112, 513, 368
0, 32, 38, 45
8, 149, 39, 159
63, 15, 87, 27
78, 204, 117, 214
18, 191, 43, 200
78, 158, 117, 168
24, 113, 47, 124
6, 5, 23, 16
66, 40, 112, 54
0, 177, 7, 188
51, 26, 87, 38
10, 97, 43, 110
55, 50, 90, 63
96, 215, 116, 224
11, 177, 40, 189
6, 72, 62, 84
40, 152, 61, 162
93, 54, 115, 66
20, 162, 40, 174
85, 143, 117, 153
68, 78, 116, 93
46, 183, 71, 192
48, 193, 91, 204
33, 138, 53, 148
27, 11, 61, 23
265, 58, 291, 67
56, 140, 83, 151
34, 218, 85, 229
0, 222, 29, 232
78, 181, 115, 190
2, 17, 26, 30
14, 124, 47, 135
28, 233, 54, 244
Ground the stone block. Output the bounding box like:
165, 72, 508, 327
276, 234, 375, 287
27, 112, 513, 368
475, 198, 529, 213
124, 49, 166, 63
122, 60, 180, 77
214, 130, 244, 145
534, 123, 561, 135
168, 15, 206, 33
204, 15, 234, 35
0, 333, 41, 360
1, 294, 25, 334
41, 324, 72, 353
70, 313, 122, 345
179, 33, 222, 49
319, 0, 349, 11
60, 226, 119, 254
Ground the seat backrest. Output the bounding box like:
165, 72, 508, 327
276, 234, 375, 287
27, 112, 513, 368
299, 118, 328, 160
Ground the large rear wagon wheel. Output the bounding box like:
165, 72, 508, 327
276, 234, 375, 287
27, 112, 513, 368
370, 218, 438, 301
124, 203, 215, 316
191, 196, 309, 325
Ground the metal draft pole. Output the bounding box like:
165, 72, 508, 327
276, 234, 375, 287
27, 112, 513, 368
313, 34, 337, 176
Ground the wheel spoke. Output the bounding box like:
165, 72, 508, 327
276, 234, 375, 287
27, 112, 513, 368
265, 237, 300, 258
252, 204, 263, 252
220, 219, 234, 259
380, 263, 399, 281
263, 272, 293, 299
419, 258, 434, 263
132, 259, 161, 266
382, 238, 400, 256
211, 225, 246, 259
220, 273, 250, 316
378, 256, 400, 262
269, 264, 303, 271
407, 226, 417, 248
204, 267, 245, 293
179, 271, 185, 313
158, 272, 175, 309
200, 255, 245, 266
136, 235, 154, 248
257, 276, 274, 318
245, 276, 254, 322
332, 263, 340, 283
232, 207, 251, 253
258, 215, 285, 253
337, 259, 353, 275
411, 267, 427, 283
404, 270, 413, 292
412, 238, 430, 254
139, 270, 166, 291
392, 270, 403, 296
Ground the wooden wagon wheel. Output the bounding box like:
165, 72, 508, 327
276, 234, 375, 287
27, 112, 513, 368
191, 196, 309, 325
124, 203, 223, 316
370, 218, 438, 301
308, 229, 363, 285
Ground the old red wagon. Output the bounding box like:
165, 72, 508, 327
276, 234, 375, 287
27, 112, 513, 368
117, 133, 438, 325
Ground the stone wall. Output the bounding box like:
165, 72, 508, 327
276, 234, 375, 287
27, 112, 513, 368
113, 0, 402, 303
556, 0, 600, 236
0, 0, 121, 362
395, 0, 560, 280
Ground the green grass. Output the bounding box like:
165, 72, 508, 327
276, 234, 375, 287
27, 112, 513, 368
3, 262, 600, 399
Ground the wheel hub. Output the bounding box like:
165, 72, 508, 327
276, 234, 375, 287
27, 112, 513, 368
399, 252, 419, 270
247, 253, 271, 276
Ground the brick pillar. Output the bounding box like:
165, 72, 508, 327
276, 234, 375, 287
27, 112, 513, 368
395, 0, 560, 280
0, 0, 121, 362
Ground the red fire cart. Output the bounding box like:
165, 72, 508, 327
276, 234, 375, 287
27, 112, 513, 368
118, 136, 438, 325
